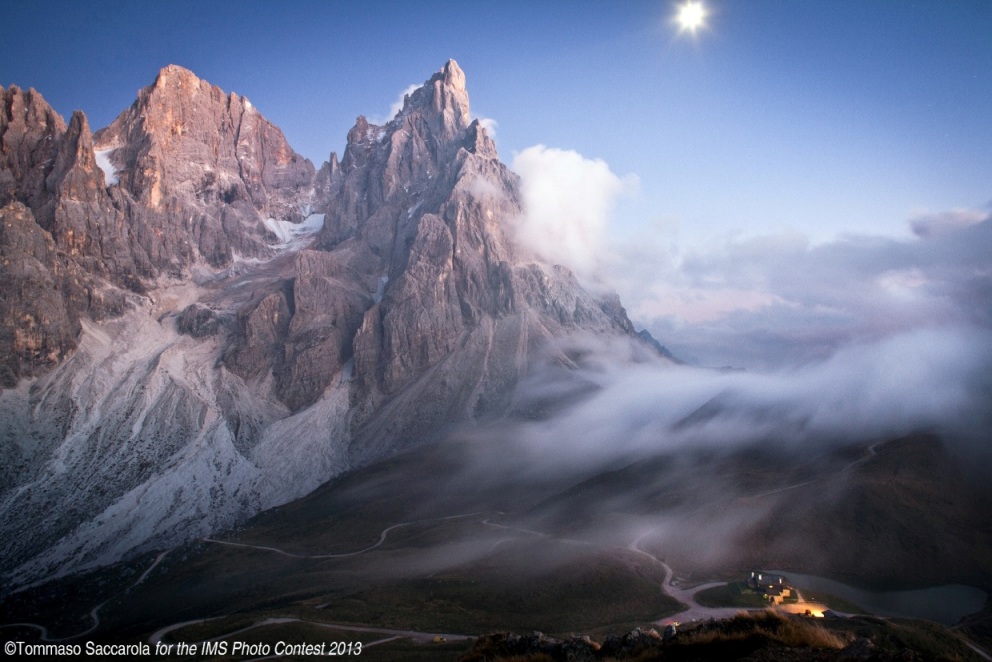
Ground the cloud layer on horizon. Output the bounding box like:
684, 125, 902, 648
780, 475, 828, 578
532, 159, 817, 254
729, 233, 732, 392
509, 140, 991, 374
504, 143, 991, 471
615, 209, 992, 370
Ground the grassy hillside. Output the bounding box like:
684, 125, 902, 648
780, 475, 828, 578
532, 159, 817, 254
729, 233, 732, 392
2, 432, 988, 655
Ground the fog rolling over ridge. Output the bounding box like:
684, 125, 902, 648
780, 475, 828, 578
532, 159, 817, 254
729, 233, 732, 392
418, 165, 992, 584
420, 315, 992, 583
505, 132, 992, 463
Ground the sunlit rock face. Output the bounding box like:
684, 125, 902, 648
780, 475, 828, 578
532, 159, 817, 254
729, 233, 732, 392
0, 61, 649, 589
94, 64, 316, 269
0, 85, 69, 214
0, 70, 318, 380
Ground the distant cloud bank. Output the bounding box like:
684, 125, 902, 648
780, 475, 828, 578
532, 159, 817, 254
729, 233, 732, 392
623, 210, 992, 370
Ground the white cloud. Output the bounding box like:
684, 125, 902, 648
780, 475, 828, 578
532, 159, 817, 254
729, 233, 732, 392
634, 283, 786, 325
389, 83, 419, 119
510, 145, 638, 281
623, 210, 992, 369
369, 83, 420, 125
476, 116, 498, 140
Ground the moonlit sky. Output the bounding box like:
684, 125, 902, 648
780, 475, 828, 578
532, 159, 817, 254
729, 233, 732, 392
5, 0, 992, 368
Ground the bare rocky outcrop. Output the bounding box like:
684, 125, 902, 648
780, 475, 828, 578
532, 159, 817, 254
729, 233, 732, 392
94, 64, 316, 270
0, 60, 658, 589
2, 85, 141, 283
0, 87, 135, 382
261, 59, 638, 452
0, 202, 76, 386
0, 85, 67, 213
220, 249, 371, 412
176, 303, 222, 338
370, 65, 628, 433
274, 249, 370, 410
221, 60, 640, 452
223, 287, 294, 380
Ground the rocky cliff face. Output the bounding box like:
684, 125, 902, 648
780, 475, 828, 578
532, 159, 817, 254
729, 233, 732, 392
0, 202, 77, 386
225, 60, 637, 455
1, 85, 68, 215
1, 86, 134, 385
94, 64, 316, 270
0, 68, 316, 383
0, 61, 655, 590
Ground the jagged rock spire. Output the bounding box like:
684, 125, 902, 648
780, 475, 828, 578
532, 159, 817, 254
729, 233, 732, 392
398, 59, 471, 140
0, 85, 68, 213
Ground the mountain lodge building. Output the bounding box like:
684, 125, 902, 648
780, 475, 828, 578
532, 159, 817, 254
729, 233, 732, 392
747, 571, 796, 604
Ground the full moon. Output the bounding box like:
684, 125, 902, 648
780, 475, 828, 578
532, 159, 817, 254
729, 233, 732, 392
676, 0, 707, 34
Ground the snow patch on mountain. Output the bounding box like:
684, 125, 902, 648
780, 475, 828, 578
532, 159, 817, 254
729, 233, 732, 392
94, 148, 119, 186
263, 213, 325, 248
373, 275, 389, 303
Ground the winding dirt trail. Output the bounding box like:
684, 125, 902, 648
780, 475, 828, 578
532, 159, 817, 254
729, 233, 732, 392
148, 511, 599, 649
202, 511, 485, 559
745, 440, 883, 500
148, 614, 475, 650
965, 641, 992, 662
628, 532, 750, 625
0, 549, 170, 641
144, 514, 493, 648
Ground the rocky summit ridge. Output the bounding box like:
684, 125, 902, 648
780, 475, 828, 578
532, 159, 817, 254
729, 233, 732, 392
0, 61, 660, 589
1, 67, 315, 386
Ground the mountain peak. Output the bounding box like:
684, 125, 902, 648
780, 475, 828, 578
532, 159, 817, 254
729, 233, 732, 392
394, 59, 471, 138
440, 58, 466, 91
153, 64, 200, 88
92, 64, 314, 265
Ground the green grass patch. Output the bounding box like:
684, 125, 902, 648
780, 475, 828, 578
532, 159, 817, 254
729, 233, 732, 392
317, 547, 681, 635
694, 581, 769, 608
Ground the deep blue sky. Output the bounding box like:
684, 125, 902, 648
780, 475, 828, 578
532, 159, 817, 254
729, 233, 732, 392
6, 1, 990, 241
5, 0, 992, 366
